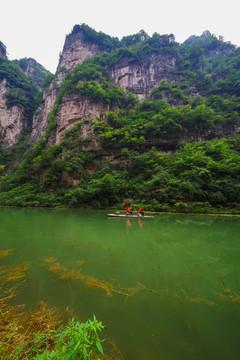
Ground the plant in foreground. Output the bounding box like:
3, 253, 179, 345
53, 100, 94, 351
33, 316, 105, 360
0, 285, 105, 360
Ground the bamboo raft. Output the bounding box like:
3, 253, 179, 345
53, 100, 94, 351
108, 213, 154, 218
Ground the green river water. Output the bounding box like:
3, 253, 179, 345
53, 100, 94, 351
0, 207, 240, 359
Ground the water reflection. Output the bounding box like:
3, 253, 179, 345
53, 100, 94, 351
126, 219, 145, 233
126, 219, 131, 233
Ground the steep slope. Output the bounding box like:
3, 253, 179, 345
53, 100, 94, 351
0, 26, 240, 213
0, 57, 40, 148
58, 30, 103, 71
13, 58, 52, 88
32, 27, 240, 146
0, 41, 7, 59
111, 54, 177, 101
0, 78, 25, 147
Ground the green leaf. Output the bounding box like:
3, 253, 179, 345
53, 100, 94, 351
96, 341, 104, 355
83, 347, 88, 360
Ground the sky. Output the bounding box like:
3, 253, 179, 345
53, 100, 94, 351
1, 0, 239, 73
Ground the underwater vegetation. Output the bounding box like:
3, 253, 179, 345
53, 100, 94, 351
42, 257, 240, 309
0, 249, 14, 258
0, 249, 30, 283
42, 257, 146, 297
0, 250, 123, 359
1, 245, 240, 359
0, 285, 61, 359
217, 285, 240, 304
0, 262, 30, 283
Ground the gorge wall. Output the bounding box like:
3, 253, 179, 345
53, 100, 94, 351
111, 54, 178, 101
0, 79, 25, 147
58, 31, 103, 71
0, 41, 7, 59
1, 29, 239, 150
31, 34, 181, 145
55, 94, 113, 145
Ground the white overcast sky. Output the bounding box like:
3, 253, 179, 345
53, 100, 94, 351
1, 0, 239, 73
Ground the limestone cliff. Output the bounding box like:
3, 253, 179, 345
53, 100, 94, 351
55, 94, 112, 144
0, 41, 7, 59
0, 79, 25, 147
30, 70, 112, 146
58, 31, 102, 71
111, 54, 178, 100
32, 46, 179, 143
31, 30, 105, 143
30, 72, 65, 143
2, 26, 239, 151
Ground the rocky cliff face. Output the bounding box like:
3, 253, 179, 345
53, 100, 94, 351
23, 58, 37, 77
30, 31, 105, 144
55, 94, 112, 144
47, 40, 180, 143
0, 41, 7, 59
0, 79, 25, 147
2, 28, 239, 151
30, 87, 58, 144
58, 31, 102, 71
30, 72, 112, 146
111, 54, 178, 100
30, 72, 65, 144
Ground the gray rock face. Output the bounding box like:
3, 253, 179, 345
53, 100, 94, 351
30, 87, 58, 144
111, 54, 178, 100
0, 41, 7, 59
0, 79, 25, 147
58, 32, 102, 71
30, 72, 66, 144
31, 32, 107, 144
55, 94, 111, 145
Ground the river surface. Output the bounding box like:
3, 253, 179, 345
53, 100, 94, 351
1, 207, 240, 359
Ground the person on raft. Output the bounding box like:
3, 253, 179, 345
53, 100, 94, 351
126, 199, 132, 214
126, 207, 133, 215
138, 207, 144, 216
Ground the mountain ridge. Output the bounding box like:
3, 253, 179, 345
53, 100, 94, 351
0, 25, 239, 213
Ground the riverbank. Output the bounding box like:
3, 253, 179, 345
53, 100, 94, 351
1, 201, 240, 216
0, 284, 120, 359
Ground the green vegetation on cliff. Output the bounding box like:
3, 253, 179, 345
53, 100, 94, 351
13, 57, 52, 88
0, 26, 240, 213
1, 129, 239, 213
0, 58, 42, 124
